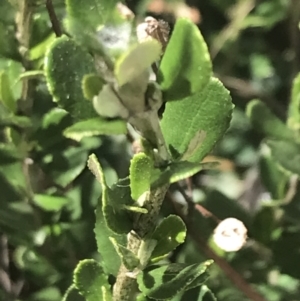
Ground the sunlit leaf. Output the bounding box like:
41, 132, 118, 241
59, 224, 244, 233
158, 18, 212, 101
267, 139, 300, 176
151, 215, 186, 261
74, 259, 111, 301
45, 36, 96, 120
115, 40, 161, 86
64, 117, 127, 142
109, 237, 140, 270
247, 99, 294, 140
130, 153, 153, 201
137, 261, 213, 300
161, 78, 232, 162
82, 74, 105, 101
88, 154, 132, 234
33, 194, 69, 212
287, 72, 300, 133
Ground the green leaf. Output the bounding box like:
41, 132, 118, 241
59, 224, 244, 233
5, 61, 23, 101
0, 143, 22, 164
158, 18, 212, 101
0, 21, 20, 60
115, 40, 161, 86
287, 72, 300, 133
259, 146, 288, 199
35, 108, 71, 150
94, 197, 126, 275
0, 161, 28, 198
0, 198, 37, 246
33, 194, 69, 212
109, 237, 140, 270
88, 153, 105, 184
117, 70, 149, 113
181, 130, 207, 161
43, 145, 90, 188
267, 139, 300, 176
0, 113, 31, 129
29, 33, 56, 61
82, 74, 105, 101
161, 77, 232, 162
65, 0, 125, 60
44, 36, 96, 120
151, 215, 186, 261
197, 285, 217, 301
93, 84, 129, 119
28, 287, 61, 301
74, 259, 111, 301
62, 285, 85, 301
104, 179, 133, 234
130, 153, 153, 201
247, 99, 294, 140
252, 206, 275, 245
66, 0, 118, 30
152, 161, 217, 188
123, 205, 148, 214
0, 70, 16, 112
88, 154, 132, 234
137, 261, 213, 300
64, 117, 127, 142
18, 70, 44, 81
273, 230, 300, 279
14, 247, 60, 282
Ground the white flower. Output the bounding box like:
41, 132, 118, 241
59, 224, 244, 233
213, 218, 247, 252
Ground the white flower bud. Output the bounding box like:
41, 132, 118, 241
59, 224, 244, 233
213, 218, 247, 252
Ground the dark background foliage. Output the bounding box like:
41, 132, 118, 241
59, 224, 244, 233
0, 0, 300, 300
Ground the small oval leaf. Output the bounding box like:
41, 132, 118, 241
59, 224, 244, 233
130, 153, 153, 201
151, 215, 186, 261
158, 18, 212, 101
115, 40, 161, 86
45, 36, 96, 120
137, 261, 213, 300
74, 259, 111, 301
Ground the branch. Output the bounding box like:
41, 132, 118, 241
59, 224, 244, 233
46, 0, 62, 37
174, 183, 220, 223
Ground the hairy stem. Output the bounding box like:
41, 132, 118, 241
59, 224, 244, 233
113, 184, 169, 301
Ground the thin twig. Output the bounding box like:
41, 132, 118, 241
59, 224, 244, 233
46, 0, 62, 37
168, 192, 268, 301
175, 183, 221, 223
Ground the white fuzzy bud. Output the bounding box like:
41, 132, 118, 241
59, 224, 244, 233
213, 218, 247, 252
